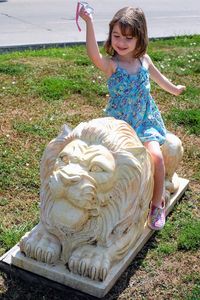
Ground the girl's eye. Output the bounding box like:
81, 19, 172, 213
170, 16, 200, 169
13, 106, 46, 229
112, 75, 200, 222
113, 35, 120, 38
126, 36, 133, 40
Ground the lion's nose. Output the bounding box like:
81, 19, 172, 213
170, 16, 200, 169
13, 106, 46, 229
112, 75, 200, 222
59, 170, 81, 185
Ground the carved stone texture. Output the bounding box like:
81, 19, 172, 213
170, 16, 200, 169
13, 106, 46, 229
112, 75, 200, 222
19, 117, 183, 281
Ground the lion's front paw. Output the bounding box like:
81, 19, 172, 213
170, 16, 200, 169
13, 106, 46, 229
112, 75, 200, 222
20, 224, 61, 264
68, 245, 111, 281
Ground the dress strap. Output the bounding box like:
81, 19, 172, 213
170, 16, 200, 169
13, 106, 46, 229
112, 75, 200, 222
138, 58, 143, 66
115, 56, 120, 67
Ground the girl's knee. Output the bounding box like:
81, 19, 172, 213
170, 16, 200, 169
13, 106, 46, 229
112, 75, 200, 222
144, 141, 163, 159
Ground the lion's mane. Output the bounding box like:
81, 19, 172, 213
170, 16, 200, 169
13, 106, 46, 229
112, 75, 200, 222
39, 117, 154, 262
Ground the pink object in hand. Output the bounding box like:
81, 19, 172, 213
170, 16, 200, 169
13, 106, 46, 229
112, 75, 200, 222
76, 2, 82, 32
76, 1, 94, 32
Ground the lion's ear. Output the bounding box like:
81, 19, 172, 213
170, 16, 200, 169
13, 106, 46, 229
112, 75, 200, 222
56, 124, 72, 140
40, 124, 72, 184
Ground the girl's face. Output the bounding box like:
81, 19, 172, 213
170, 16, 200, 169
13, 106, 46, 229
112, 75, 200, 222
111, 23, 137, 57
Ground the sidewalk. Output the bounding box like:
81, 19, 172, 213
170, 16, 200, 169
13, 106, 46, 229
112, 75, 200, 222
0, 0, 200, 52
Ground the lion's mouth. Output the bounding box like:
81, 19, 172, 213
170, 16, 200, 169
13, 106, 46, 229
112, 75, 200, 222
49, 170, 97, 210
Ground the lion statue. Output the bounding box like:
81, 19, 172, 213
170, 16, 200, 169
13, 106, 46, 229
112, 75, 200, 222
20, 117, 183, 281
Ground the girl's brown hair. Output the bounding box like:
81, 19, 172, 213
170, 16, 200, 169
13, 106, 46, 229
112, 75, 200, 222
104, 7, 148, 58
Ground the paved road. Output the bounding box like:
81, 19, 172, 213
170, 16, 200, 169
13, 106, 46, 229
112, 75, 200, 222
0, 0, 200, 50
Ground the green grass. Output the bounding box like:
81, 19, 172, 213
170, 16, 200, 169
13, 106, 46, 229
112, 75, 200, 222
0, 138, 40, 191
147, 196, 200, 258
177, 218, 200, 251
36, 75, 107, 101
0, 35, 200, 299
185, 285, 200, 300
0, 62, 30, 75
13, 120, 56, 137
154, 210, 200, 256
0, 223, 33, 254
166, 108, 200, 135
0, 34, 199, 249
0, 198, 9, 207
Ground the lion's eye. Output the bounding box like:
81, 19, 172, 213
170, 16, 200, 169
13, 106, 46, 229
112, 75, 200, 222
90, 165, 103, 172
60, 155, 69, 164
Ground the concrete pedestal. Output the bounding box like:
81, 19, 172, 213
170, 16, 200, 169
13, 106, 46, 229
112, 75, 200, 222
0, 178, 189, 298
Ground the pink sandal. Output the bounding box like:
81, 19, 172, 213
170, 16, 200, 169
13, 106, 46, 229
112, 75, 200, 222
148, 204, 165, 230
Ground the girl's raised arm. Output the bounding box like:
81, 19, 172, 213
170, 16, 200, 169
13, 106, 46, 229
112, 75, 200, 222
145, 54, 186, 96
79, 6, 113, 76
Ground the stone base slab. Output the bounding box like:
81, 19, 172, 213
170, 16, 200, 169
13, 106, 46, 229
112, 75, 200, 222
0, 178, 189, 298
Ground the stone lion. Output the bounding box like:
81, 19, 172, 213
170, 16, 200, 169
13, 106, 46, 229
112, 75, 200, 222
20, 117, 183, 281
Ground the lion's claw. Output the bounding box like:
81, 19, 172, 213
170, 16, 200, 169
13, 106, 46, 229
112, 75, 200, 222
68, 246, 111, 281
101, 267, 108, 281
20, 224, 61, 264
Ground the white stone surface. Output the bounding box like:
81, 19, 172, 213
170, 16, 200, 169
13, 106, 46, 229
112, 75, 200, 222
3, 178, 188, 297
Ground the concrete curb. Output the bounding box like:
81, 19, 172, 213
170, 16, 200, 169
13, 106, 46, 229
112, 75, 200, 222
0, 41, 87, 54
0, 35, 190, 54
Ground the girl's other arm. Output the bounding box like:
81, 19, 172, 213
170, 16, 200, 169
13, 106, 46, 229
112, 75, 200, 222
146, 54, 186, 96
79, 7, 113, 76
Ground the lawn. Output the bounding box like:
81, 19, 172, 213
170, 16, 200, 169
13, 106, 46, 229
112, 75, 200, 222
0, 35, 200, 300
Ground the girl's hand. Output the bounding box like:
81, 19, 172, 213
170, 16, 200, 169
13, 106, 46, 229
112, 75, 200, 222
79, 5, 93, 23
174, 85, 186, 96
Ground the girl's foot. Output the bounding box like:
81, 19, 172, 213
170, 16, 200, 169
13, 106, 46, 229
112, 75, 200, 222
148, 203, 165, 230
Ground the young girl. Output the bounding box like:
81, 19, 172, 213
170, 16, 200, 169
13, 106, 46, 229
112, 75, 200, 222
79, 6, 186, 230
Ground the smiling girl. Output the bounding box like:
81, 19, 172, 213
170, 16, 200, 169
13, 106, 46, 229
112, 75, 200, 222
79, 6, 185, 230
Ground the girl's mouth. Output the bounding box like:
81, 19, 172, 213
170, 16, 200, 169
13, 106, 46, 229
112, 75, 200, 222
117, 47, 127, 51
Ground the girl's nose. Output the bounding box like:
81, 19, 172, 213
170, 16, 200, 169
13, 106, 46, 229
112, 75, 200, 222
118, 37, 126, 46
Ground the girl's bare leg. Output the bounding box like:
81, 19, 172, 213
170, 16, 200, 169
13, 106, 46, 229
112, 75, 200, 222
144, 140, 166, 230
144, 140, 165, 207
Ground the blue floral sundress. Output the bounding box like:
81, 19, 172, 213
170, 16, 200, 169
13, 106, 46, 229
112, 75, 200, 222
105, 62, 166, 145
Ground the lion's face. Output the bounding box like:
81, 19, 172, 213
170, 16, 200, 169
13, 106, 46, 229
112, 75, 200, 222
48, 139, 118, 229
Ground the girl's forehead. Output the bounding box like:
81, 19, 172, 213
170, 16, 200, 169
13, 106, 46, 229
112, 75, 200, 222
112, 23, 121, 32
112, 22, 133, 36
